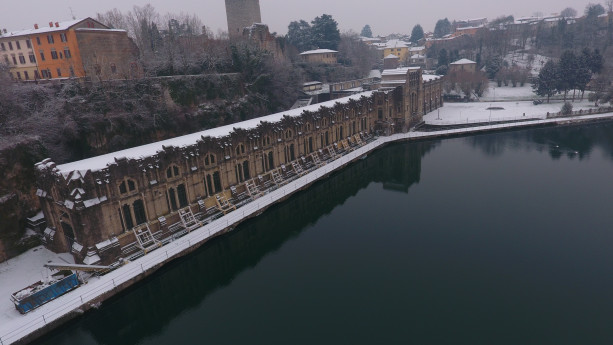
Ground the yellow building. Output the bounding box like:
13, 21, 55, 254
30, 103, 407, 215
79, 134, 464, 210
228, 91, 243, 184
2, 18, 139, 81
300, 49, 338, 64
0, 31, 39, 80
381, 40, 410, 62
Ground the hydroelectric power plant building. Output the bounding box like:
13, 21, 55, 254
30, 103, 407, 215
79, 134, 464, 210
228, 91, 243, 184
34, 68, 443, 265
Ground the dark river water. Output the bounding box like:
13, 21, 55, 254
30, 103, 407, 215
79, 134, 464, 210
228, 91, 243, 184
35, 122, 613, 345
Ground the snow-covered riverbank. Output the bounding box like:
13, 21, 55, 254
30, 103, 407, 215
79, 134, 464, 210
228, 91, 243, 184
2, 103, 613, 345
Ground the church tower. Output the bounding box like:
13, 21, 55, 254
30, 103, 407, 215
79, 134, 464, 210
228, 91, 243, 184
225, 0, 262, 38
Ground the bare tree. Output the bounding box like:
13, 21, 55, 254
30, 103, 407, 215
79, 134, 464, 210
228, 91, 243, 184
96, 8, 129, 31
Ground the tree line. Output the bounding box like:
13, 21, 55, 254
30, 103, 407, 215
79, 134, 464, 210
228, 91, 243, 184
286, 14, 342, 52
532, 48, 603, 102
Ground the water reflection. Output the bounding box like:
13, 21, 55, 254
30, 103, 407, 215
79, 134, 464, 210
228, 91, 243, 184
466, 121, 613, 161
34, 141, 437, 345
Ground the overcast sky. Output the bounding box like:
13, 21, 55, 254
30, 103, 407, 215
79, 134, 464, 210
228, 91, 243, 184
2, 0, 601, 35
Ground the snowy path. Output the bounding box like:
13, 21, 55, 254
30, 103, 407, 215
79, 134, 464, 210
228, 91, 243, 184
1, 106, 613, 345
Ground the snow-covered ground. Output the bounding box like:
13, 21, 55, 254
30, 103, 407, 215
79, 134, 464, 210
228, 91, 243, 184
480, 82, 535, 101
0, 246, 73, 325
425, 99, 598, 125
505, 50, 550, 76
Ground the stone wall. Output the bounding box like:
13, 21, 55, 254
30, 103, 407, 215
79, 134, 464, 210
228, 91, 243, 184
75, 29, 140, 80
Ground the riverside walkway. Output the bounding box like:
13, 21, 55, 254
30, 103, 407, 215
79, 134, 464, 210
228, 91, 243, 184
2, 110, 613, 345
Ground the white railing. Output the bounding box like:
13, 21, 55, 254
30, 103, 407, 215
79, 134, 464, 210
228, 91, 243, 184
426, 115, 540, 126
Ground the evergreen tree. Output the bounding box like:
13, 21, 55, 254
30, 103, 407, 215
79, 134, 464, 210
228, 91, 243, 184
589, 49, 604, 74
311, 14, 341, 50
585, 3, 605, 17
410, 24, 424, 44
532, 60, 558, 103
360, 25, 373, 38
485, 55, 503, 79
557, 50, 578, 101
560, 7, 577, 18
437, 49, 449, 67
577, 48, 596, 100
561, 101, 573, 115
433, 18, 452, 38
287, 20, 313, 52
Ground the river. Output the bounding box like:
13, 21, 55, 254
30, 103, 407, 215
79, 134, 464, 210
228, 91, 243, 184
34, 122, 613, 344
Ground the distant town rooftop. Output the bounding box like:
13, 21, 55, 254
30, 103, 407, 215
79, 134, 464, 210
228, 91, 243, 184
382, 67, 420, 74
3, 18, 105, 37
300, 49, 338, 55
303, 81, 323, 86
450, 58, 477, 65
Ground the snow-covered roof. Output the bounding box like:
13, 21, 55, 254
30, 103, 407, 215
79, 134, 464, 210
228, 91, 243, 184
300, 49, 338, 55
456, 25, 484, 30
303, 81, 322, 86
56, 91, 374, 175
383, 39, 409, 48
383, 67, 420, 74
450, 58, 476, 65
4, 18, 105, 37
422, 74, 442, 82
384, 54, 398, 59
74, 28, 127, 33
411, 54, 425, 59
409, 46, 425, 51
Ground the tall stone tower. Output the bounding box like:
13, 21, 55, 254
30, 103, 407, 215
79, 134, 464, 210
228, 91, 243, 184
225, 0, 262, 38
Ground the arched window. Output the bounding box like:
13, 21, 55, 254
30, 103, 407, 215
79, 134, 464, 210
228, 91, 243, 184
206, 175, 214, 196
204, 153, 216, 166
264, 151, 274, 171
119, 181, 127, 194
122, 204, 134, 229
177, 184, 188, 208
119, 179, 137, 194
284, 144, 296, 162
235, 144, 246, 156
133, 199, 147, 225
285, 130, 293, 139
166, 165, 180, 179
243, 161, 250, 180
168, 188, 178, 211
213, 172, 222, 192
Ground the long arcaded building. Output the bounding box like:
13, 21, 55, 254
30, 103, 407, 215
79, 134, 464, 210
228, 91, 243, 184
35, 68, 443, 265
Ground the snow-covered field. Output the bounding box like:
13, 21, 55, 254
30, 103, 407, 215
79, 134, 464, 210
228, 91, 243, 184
505, 50, 550, 76
0, 247, 73, 325
425, 99, 598, 125
479, 82, 535, 101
